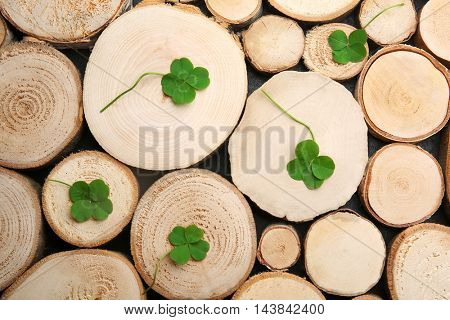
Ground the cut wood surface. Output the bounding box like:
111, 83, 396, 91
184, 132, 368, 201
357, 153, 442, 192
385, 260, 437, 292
303, 23, 369, 80
268, 0, 360, 22
0, 15, 12, 48
0, 0, 130, 46
387, 223, 450, 300
415, 0, 450, 66
229, 71, 368, 222
131, 169, 256, 299
242, 15, 304, 73
359, 0, 417, 45
0, 168, 43, 291
440, 126, 449, 218
84, 5, 247, 170
305, 209, 386, 296
356, 45, 449, 142
257, 224, 300, 271
359, 143, 444, 227
0, 42, 83, 169
352, 294, 382, 300
205, 0, 262, 26
2, 249, 145, 300
233, 272, 325, 300
42, 151, 139, 248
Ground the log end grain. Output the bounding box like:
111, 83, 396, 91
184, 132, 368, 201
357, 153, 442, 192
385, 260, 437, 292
206, 0, 262, 26
0, 167, 43, 291
303, 23, 369, 81
233, 272, 325, 300
0, 15, 12, 48
387, 223, 450, 300
42, 151, 139, 248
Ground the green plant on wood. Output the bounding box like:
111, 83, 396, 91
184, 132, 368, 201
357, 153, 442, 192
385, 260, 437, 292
49, 179, 113, 222
261, 90, 335, 190
100, 57, 210, 112
328, 3, 404, 64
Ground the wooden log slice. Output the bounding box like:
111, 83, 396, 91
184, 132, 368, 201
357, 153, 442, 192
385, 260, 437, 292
131, 169, 256, 299
303, 23, 369, 81
352, 294, 382, 300
229, 71, 368, 222
42, 151, 139, 248
268, 0, 360, 22
0, 42, 83, 169
0, 15, 12, 48
415, 0, 450, 67
305, 209, 386, 296
205, 0, 262, 27
2, 249, 144, 300
84, 5, 247, 170
440, 126, 449, 219
387, 223, 450, 300
359, 0, 417, 45
233, 272, 325, 300
0, 167, 43, 291
242, 15, 305, 73
0, 0, 130, 46
257, 224, 301, 271
356, 45, 449, 143
359, 143, 444, 227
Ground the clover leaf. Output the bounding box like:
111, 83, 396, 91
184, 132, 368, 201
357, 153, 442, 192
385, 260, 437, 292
168, 224, 210, 265
287, 140, 335, 190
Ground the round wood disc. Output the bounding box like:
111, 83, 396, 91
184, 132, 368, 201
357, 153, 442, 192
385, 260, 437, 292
305, 210, 386, 296
42, 151, 139, 248
242, 15, 305, 73
0, 0, 129, 45
356, 45, 449, 142
229, 71, 368, 222
0, 15, 12, 48
2, 249, 145, 300
84, 5, 247, 170
131, 169, 256, 299
416, 0, 450, 66
268, 0, 360, 22
387, 223, 450, 300
303, 23, 369, 81
0, 42, 83, 169
205, 0, 262, 26
360, 143, 444, 227
233, 272, 325, 300
352, 294, 382, 300
359, 0, 417, 45
0, 167, 43, 291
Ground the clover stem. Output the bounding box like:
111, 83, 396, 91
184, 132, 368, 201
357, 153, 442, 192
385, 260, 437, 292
100, 72, 165, 113
144, 250, 171, 294
362, 3, 405, 29
48, 179, 72, 187
261, 89, 315, 141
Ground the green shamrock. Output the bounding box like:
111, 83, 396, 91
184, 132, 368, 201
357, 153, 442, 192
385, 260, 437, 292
168, 224, 210, 265
287, 140, 335, 190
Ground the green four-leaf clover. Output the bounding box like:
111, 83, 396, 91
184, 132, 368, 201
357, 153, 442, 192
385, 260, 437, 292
328, 29, 368, 65
168, 225, 210, 265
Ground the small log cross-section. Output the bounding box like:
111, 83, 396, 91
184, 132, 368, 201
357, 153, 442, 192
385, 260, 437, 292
42, 151, 139, 248
303, 23, 369, 81
233, 272, 325, 300
415, 0, 450, 67
0, 15, 12, 48
242, 15, 305, 73
387, 224, 450, 300
0, 42, 83, 169
0, 0, 130, 47
305, 209, 386, 296
206, 0, 262, 26
359, 143, 444, 227
0, 168, 43, 291
2, 250, 145, 300
257, 224, 301, 271
131, 169, 257, 300
229, 71, 368, 222
268, 0, 360, 22
359, 0, 417, 45
356, 45, 449, 143
83, 5, 247, 171
440, 126, 450, 219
